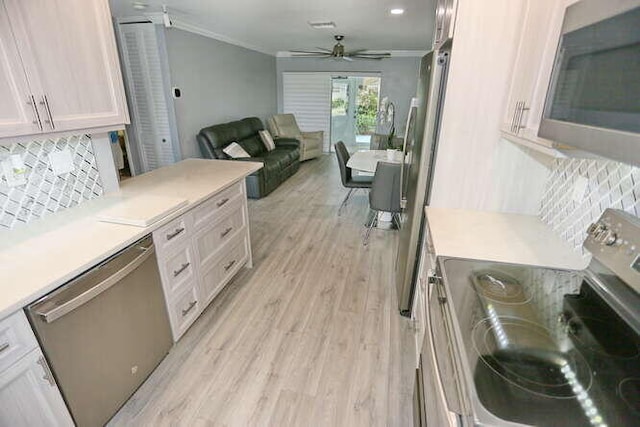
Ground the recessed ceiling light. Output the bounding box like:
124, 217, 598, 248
132, 2, 148, 10
308, 21, 337, 29
390, 8, 405, 15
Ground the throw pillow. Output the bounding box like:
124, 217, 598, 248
222, 142, 250, 158
259, 130, 276, 152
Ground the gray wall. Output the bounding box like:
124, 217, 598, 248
164, 29, 277, 159
276, 56, 421, 136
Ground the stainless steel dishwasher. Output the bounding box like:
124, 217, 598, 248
26, 235, 172, 427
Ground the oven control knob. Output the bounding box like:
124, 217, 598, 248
603, 231, 619, 246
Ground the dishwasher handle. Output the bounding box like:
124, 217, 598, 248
33, 241, 156, 324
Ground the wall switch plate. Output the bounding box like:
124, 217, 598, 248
572, 176, 589, 203
1, 154, 28, 187
49, 149, 74, 175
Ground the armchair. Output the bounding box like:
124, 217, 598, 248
267, 114, 323, 161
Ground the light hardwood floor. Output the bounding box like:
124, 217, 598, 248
109, 154, 415, 427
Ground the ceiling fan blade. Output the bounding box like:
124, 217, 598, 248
352, 52, 391, 57
350, 55, 386, 60
314, 47, 333, 52
342, 56, 354, 62
344, 49, 368, 55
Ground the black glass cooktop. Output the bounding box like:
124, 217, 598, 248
441, 259, 640, 427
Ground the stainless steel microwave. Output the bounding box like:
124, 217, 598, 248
539, 0, 640, 165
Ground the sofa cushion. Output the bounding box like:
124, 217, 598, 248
238, 135, 266, 157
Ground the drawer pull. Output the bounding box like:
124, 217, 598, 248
37, 356, 56, 387
166, 227, 185, 241
173, 262, 190, 277
224, 259, 236, 271
220, 227, 233, 238
181, 301, 197, 317
0, 342, 9, 353
216, 198, 230, 208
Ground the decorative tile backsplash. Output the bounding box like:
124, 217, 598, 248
540, 157, 640, 254
0, 135, 103, 229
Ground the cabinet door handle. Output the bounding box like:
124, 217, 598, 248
510, 101, 521, 133
37, 355, 56, 387
0, 342, 9, 353
40, 95, 55, 130
216, 197, 229, 208
224, 259, 236, 271
220, 227, 233, 238
181, 301, 197, 317
173, 262, 190, 277
166, 227, 185, 241
27, 95, 43, 131
516, 102, 530, 132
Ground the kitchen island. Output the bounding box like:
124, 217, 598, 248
0, 159, 262, 320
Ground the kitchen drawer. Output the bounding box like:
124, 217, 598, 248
199, 233, 249, 305
167, 284, 200, 341
192, 182, 243, 231
160, 242, 197, 297
0, 311, 39, 373
195, 202, 247, 269
154, 213, 192, 254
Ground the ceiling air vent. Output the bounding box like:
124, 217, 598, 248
308, 21, 337, 29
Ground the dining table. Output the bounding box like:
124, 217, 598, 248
346, 149, 403, 174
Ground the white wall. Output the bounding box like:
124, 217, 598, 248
164, 29, 278, 159
276, 56, 422, 138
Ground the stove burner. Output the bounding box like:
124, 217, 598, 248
567, 316, 640, 359
473, 317, 592, 398
472, 271, 531, 305
619, 378, 640, 415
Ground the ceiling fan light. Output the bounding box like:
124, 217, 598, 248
390, 8, 405, 15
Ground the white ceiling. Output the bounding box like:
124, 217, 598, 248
109, 0, 435, 55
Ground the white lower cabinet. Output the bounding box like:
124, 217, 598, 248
0, 312, 73, 427
154, 181, 253, 341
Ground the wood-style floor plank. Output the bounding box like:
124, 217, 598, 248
108, 154, 415, 427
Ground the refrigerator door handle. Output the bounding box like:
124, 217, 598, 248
400, 100, 419, 209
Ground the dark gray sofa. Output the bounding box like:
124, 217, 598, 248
197, 117, 300, 199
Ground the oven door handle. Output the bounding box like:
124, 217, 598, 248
425, 277, 463, 426
33, 243, 155, 323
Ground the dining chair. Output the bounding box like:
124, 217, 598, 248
334, 141, 373, 216
363, 161, 402, 245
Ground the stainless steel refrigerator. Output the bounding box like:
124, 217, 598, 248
396, 40, 452, 315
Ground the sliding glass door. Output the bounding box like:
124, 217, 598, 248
330, 76, 381, 152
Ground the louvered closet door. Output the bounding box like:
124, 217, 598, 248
118, 23, 177, 173
282, 73, 331, 152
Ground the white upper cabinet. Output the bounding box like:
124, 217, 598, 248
0, 0, 129, 139
0, 8, 42, 138
501, 0, 576, 147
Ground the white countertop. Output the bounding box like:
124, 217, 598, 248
0, 159, 262, 320
425, 207, 589, 270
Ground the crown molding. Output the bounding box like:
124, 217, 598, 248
276, 50, 428, 58
117, 13, 427, 59
142, 12, 276, 56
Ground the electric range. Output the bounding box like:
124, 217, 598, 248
428, 209, 640, 426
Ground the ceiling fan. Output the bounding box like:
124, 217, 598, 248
290, 35, 391, 61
